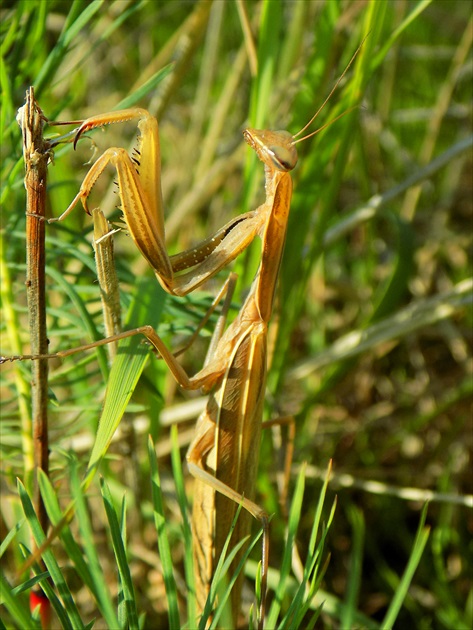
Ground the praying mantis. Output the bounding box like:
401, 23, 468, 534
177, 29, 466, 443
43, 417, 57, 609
4, 39, 366, 628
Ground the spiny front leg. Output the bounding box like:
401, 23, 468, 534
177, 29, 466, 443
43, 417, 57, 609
50, 108, 265, 295
51, 108, 174, 290
54, 144, 174, 292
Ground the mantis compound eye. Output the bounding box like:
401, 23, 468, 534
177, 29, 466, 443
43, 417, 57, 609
267, 144, 298, 172
244, 128, 298, 172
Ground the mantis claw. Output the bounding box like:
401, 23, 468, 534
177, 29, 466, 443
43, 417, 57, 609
73, 128, 84, 149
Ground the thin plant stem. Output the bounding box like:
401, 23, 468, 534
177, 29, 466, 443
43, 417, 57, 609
17, 88, 50, 531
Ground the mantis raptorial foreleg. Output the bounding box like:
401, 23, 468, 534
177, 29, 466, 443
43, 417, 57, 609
51, 108, 266, 296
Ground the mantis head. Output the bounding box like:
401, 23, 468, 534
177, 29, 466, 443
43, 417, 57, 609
243, 128, 298, 172
244, 34, 368, 175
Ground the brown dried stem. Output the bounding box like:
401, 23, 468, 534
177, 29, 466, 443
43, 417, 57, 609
17, 87, 51, 533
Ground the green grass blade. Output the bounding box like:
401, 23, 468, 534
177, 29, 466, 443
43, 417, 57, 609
381, 505, 430, 629
242, 0, 281, 201
147, 436, 180, 629
210, 530, 263, 630
279, 465, 334, 628
0, 573, 41, 630
341, 506, 365, 629
85, 279, 167, 485
170, 423, 196, 625
0, 518, 23, 559
116, 64, 174, 110
46, 265, 109, 379
266, 464, 306, 628
100, 478, 139, 630
372, 0, 434, 69
117, 494, 128, 629
34, 1, 105, 96
37, 468, 93, 589
17, 479, 84, 629
204, 507, 261, 630
369, 213, 415, 323
68, 463, 119, 627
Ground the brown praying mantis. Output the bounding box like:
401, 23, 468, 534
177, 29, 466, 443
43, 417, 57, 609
4, 39, 366, 628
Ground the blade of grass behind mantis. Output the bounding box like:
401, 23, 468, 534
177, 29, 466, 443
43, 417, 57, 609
273, 18, 380, 391
243, 9, 377, 400
238, 0, 283, 289
236, 0, 284, 242
33, 1, 105, 97
114, 64, 174, 111
84, 277, 167, 487
371, 0, 433, 71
